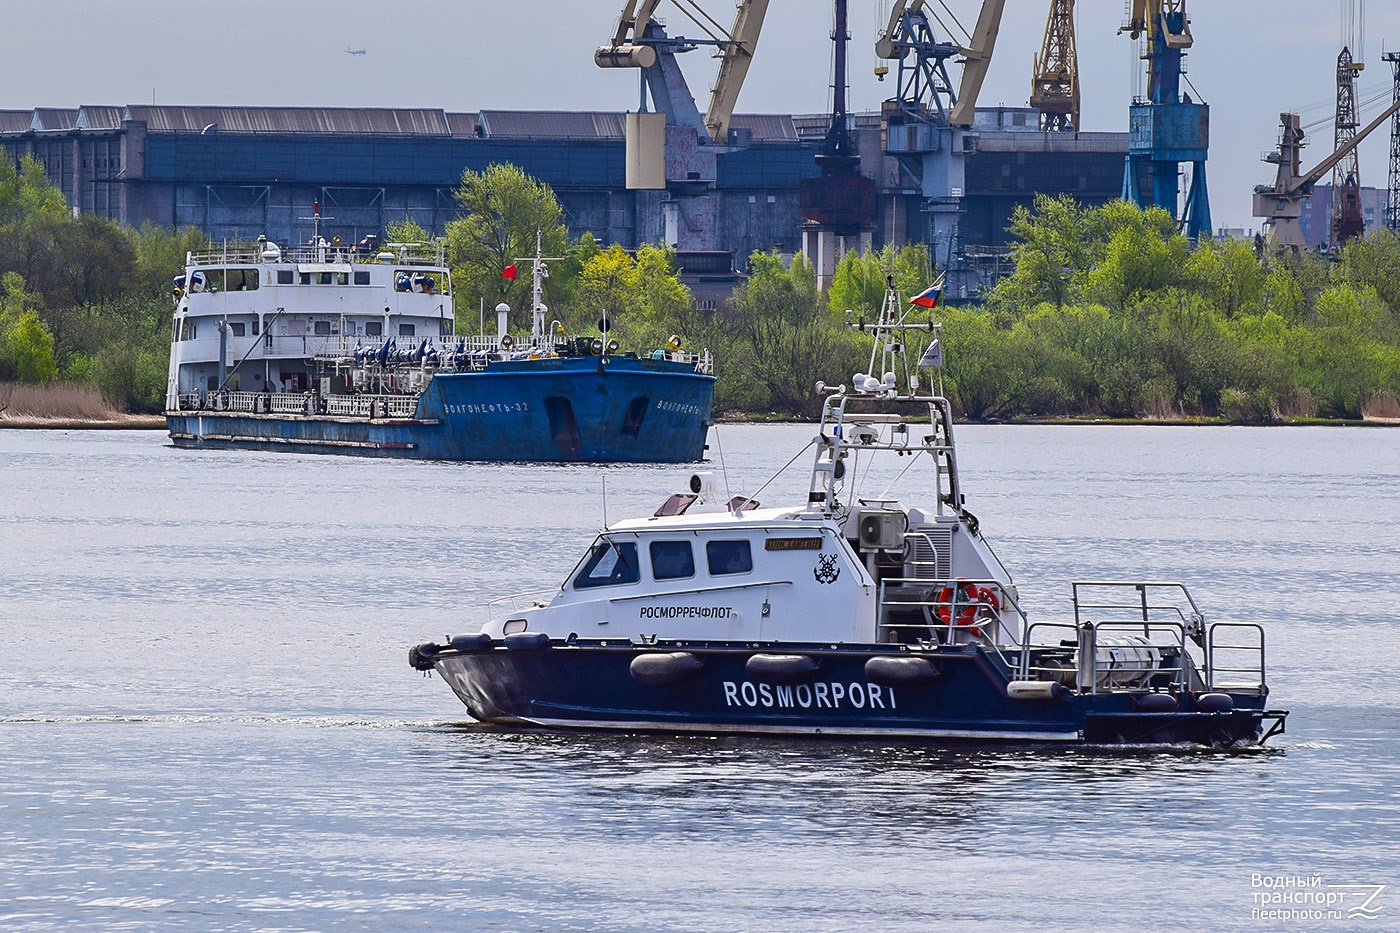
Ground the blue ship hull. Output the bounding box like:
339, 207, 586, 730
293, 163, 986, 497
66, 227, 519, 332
167, 356, 714, 462
425, 638, 1284, 747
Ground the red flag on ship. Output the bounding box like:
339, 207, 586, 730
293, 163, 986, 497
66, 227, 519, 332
909, 276, 943, 309
502, 264, 518, 280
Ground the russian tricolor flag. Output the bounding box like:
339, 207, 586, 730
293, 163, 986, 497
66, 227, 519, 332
908, 277, 943, 309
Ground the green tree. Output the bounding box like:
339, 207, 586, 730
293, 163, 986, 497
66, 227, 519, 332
989, 194, 1090, 312
127, 223, 210, 300
828, 244, 937, 320
444, 163, 568, 328
0, 273, 59, 383
722, 252, 859, 417
385, 216, 433, 245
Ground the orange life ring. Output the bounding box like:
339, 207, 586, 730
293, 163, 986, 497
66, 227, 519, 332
935, 581, 999, 636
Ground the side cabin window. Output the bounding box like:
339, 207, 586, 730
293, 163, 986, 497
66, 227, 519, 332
179, 320, 198, 340
395, 270, 440, 294
649, 541, 695, 581
399, 323, 416, 337
707, 540, 753, 576
277, 270, 294, 285
227, 269, 259, 291
365, 321, 383, 337
228, 322, 246, 337
314, 321, 332, 336
574, 541, 640, 589
353, 271, 370, 285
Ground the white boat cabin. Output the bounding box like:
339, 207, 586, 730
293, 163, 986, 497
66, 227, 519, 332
483, 466, 1021, 648
165, 238, 452, 406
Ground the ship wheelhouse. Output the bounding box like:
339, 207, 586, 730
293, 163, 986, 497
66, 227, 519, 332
166, 239, 453, 405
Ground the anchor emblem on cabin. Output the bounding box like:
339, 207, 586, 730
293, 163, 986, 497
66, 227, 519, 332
814, 554, 840, 585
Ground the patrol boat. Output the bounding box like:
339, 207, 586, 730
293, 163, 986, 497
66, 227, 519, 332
164, 223, 714, 462
410, 279, 1288, 746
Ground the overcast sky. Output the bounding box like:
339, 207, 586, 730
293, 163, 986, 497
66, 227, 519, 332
6, 1, 1400, 230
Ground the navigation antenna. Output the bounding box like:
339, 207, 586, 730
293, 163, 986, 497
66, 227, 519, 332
514, 230, 566, 346
848, 274, 943, 398
298, 201, 334, 261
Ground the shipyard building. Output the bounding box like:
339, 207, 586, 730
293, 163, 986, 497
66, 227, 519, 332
1, 104, 1126, 290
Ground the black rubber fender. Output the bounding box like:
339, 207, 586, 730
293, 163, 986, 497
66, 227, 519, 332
745, 653, 819, 685
629, 651, 705, 686
449, 632, 494, 652
503, 632, 551, 650
864, 655, 940, 686
1197, 692, 1235, 713
1136, 692, 1179, 713
409, 643, 440, 671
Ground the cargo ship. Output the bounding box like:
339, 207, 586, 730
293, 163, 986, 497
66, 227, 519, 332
163, 227, 714, 462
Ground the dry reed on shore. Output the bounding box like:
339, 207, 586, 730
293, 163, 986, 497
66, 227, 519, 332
1362, 391, 1400, 422
0, 382, 121, 421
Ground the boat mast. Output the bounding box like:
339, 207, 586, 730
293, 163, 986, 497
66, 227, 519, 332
530, 230, 548, 344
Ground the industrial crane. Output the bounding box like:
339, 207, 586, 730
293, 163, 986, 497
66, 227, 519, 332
1030, 0, 1078, 132
1119, 0, 1211, 240
873, 1, 1005, 286
595, 1, 769, 249
875, 0, 1005, 128
799, 0, 875, 233
1331, 1, 1366, 244
596, 0, 768, 146
1252, 98, 1400, 249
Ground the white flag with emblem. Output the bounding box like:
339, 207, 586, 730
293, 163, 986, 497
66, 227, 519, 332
918, 338, 943, 368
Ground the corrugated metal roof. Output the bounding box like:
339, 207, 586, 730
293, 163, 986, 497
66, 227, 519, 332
478, 110, 628, 140
0, 110, 33, 134
76, 106, 124, 130
31, 108, 78, 131
121, 106, 451, 135
445, 112, 481, 137
730, 114, 797, 141
0, 104, 798, 143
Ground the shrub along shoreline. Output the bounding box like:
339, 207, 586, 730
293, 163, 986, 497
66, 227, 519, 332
4, 151, 1397, 426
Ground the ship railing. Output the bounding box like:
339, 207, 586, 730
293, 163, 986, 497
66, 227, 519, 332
875, 576, 1025, 664
1069, 581, 1205, 634
1205, 623, 1267, 695
172, 390, 420, 419
310, 338, 716, 377
1018, 612, 1210, 695
486, 589, 558, 623
187, 241, 446, 267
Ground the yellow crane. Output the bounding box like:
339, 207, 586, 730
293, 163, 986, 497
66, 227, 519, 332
596, 0, 768, 145
1030, 0, 1078, 131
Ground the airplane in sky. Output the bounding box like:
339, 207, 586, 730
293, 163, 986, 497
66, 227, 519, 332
344, 46, 366, 56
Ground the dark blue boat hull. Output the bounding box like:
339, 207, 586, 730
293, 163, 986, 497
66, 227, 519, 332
167, 356, 714, 462
427, 639, 1280, 746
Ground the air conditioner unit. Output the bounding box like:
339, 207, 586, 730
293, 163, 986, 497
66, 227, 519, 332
857, 510, 907, 550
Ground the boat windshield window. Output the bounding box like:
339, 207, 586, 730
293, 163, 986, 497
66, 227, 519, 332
706, 540, 753, 576
649, 541, 695, 581
574, 541, 640, 589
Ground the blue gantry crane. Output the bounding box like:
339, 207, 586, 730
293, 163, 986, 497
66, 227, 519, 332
1120, 0, 1211, 239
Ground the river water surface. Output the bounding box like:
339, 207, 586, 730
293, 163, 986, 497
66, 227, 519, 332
1, 425, 1397, 931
